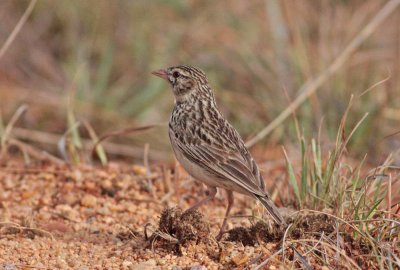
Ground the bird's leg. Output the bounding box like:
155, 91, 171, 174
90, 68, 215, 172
216, 190, 234, 240
184, 185, 217, 212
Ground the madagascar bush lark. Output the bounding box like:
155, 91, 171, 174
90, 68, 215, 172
152, 65, 284, 240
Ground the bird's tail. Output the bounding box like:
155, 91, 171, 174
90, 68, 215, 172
255, 195, 285, 225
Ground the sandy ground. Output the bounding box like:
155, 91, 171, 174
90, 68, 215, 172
0, 159, 286, 270
0, 157, 389, 270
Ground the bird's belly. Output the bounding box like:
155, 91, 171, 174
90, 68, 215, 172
173, 146, 218, 187
172, 145, 253, 195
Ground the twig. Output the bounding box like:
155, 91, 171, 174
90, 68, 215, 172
388, 173, 392, 221
358, 67, 392, 97
0, 104, 27, 159
303, 232, 325, 256
143, 143, 156, 197
144, 143, 151, 177
253, 247, 284, 270
82, 120, 107, 165
0, 221, 21, 227
162, 165, 172, 194
282, 223, 312, 269
244, 253, 263, 269
8, 138, 65, 165
0, 221, 54, 240
246, 0, 400, 147
92, 124, 163, 153
282, 223, 292, 262
11, 127, 168, 160
291, 244, 313, 270
0, 0, 37, 60
57, 121, 81, 162
290, 238, 362, 270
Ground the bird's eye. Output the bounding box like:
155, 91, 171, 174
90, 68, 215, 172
172, 71, 180, 78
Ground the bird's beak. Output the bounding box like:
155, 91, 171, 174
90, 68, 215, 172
151, 69, 168, 80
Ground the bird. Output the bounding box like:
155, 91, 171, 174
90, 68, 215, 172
152, 65, 284, 240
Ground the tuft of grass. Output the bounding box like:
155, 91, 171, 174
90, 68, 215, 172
57, 68, 110, 165
286, 97, 372, 215
284, 98, 399, 268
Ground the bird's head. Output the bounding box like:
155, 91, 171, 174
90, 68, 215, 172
152, 65, 213, 103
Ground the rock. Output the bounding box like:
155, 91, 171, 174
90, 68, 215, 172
122, 260, 133, 268
3, 263, 17, 270
101, 179, 113, 190
103, 216, 114, 224
101, 179, 118, 196
189, 266, 207, 270
132, 165, 147, 176
130, 259, 159, 270
42, 221, 72, 233
64, 193, 78, 205
21, 191, 36, 200
56, 204, 79, 220
83, 181, 96, 191
231, 253, 250, 266
4, 177, 16, 189
80, 194, 97, 208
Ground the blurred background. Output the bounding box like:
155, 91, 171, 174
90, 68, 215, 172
0, 0, 399, 164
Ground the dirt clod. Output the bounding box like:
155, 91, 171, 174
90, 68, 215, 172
250, 221, 284, 242
227, 227, 255, 246
290, 213, 335, 239
158, 207, 210, 244
227, 214, 336, 246
227, 221, 283, 246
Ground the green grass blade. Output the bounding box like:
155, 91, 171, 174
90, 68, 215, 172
283, 146, 301, 206
300, 137, 308, 203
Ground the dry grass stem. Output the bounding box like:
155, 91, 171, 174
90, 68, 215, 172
8, 138, 65, 165
290, 238, 362, 269
0, 104, 27, 159
0, 0, 37, 60
11, 127, 167, 160
253, 248, 284, 270
246, 0, 400, 147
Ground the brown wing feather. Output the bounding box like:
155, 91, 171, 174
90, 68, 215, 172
172, 124, 266, 197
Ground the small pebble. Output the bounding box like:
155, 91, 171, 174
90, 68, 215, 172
81, 194, 97, 208
190, 265, 207, 270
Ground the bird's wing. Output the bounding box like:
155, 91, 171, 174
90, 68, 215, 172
172, 130, 266, 197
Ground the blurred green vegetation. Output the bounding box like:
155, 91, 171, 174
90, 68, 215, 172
0, 0, 399, 161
